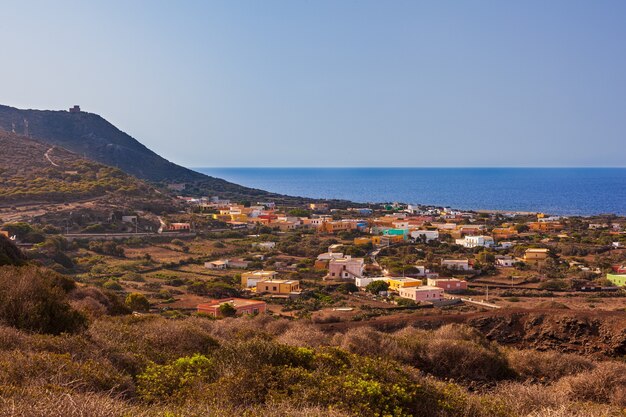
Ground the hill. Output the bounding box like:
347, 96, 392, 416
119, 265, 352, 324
0, 105, 301, 202
0, 130, 168, 205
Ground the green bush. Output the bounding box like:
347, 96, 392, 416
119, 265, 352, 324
137, 354, 214, 402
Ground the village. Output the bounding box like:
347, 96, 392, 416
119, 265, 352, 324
6, 195, 623, 323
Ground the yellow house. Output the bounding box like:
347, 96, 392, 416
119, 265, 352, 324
230, 213, 248, 222
241, 270, 278, 288
256, 279, 301, 294
387, 277, 422, 292
523, 248, 550, 266
354, 237, 372, 246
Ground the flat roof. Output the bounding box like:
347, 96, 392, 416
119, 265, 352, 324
259, 279, 299, 284
401, 285, 443, 292
244, 270, 277, 276
198, 298, 266, 308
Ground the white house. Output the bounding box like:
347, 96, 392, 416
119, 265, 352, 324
355, 276, 387, 288
455, 235, 494, 248
441, 259, 471, 271
253, 241, 276, 251
495, 255, 515, 267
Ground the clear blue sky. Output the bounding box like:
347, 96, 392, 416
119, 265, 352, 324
1, 1, 625, 167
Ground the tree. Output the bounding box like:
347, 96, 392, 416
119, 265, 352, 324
125, 292, 150, 312
337, 282, 359, 294
366, 280, 389, 294
218, 302, 237, 317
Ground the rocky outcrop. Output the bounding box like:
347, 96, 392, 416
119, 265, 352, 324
469, 310, 626, 357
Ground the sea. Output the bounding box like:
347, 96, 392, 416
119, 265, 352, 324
194, 168, 626, 216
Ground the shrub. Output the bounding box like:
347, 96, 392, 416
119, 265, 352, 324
125, 293, 150, 312
0, 266, 86, 334
137, 354, 214, 402
506, 349, 594, 382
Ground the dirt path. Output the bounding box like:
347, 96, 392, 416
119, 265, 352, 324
44, 147, 60, 167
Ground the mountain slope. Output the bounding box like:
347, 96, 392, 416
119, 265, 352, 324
0, 104, 345, 205
0, 130, 168, 205
0, 105, 208, 182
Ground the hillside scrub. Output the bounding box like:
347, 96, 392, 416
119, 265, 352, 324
0, 310, 621, 416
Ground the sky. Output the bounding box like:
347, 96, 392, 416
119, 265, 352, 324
1, 1, 625, 168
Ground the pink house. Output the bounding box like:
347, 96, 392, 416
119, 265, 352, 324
398, 286, 444, 302
326, 257, 365, 280
426, 278, 468, 293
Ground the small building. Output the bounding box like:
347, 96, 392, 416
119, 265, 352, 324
355, 277, 387, 288
253, 241, 276, 251
523, 248, 550, 266
455, 235, 494, 248
387, 277, 422, 292
327, 257, 365, 280
427, 278, 467, 293
398, 286, 444, 302
256, 279, 301, 294
241, 270, 278, 288
441, 259, 471, 271
159, 222, 191, 233
205, 260, 229, 270
69, 105, 81, 113
197, 298, 266, 317
354, 237, 373, 246
495, 255, 515, 267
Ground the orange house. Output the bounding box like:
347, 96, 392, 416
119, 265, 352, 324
528, 222, 563, 232
197, 298, 266, 317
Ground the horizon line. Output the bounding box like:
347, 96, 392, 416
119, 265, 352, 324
190, 166, 626, 169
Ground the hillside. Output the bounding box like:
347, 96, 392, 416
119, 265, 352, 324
0, 130, 167, 205
0, 105, 299, 202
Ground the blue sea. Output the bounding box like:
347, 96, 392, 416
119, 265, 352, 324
194, 168, 626, 216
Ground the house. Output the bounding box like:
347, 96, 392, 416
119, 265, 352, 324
318, 220, 357, 234
354, 237, 373, 246
495, 255, 515, 267
315, 251, 345, 269
204, 260, 229, 270
523, 248, 550, 267
606, 274, 626, 287
427, 278, 467, 293
69, 105, 81, 113
159, 222, 191, 233
355, 277, 387, 288
492, 226, 518, 239
197, 298, 266, 317
252, 241, 276, 251
327, 257, 365, 280
387, 277, 422, 292
441, 259, 471, 271
256, 279, 301, 294
410, 230, 439, 242
328, 244, 344, 253
398, 286, 444, 302
414, 265, 430, 276
241, 270, 278, 288
455, 235, 494, 248
528, 222, 563, 232
121, 215, 137, 223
